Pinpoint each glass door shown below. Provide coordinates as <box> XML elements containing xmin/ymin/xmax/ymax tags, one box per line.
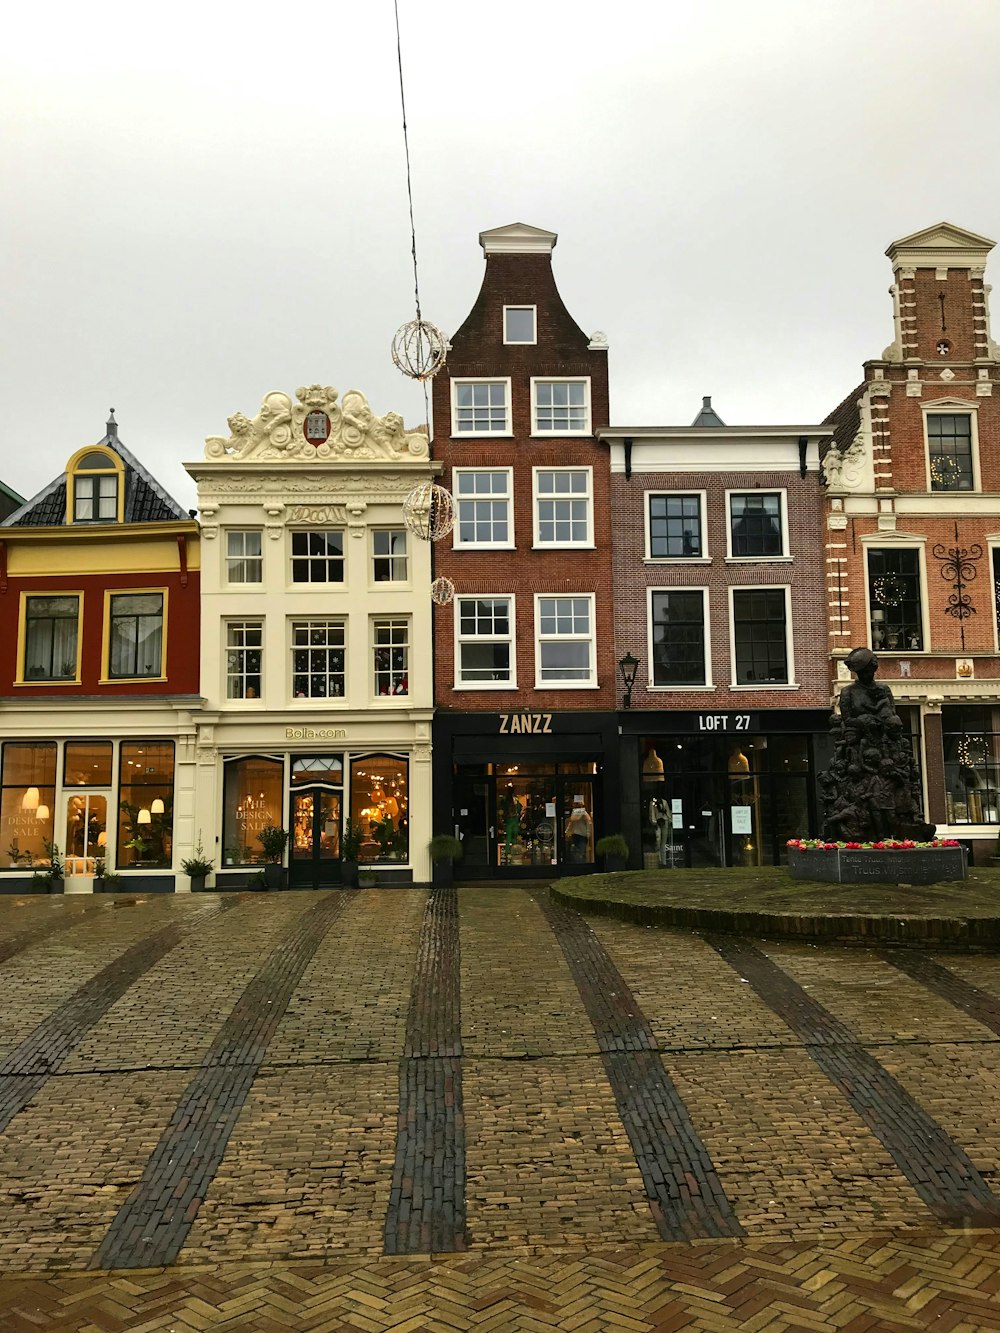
<box><xmin>63</xmin><ymin>791</ymin><xmax>108</xmax><ymax>892</ymax></box>
<box><xmin>290</xmin><ymin>788</ymin><xmax>341</xmax><ymax>888</ymax></box>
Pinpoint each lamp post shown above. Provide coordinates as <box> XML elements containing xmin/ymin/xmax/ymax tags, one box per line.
<box><xmin>618</xmin><ymin>653</ymin><xmax>639</xmax><ymax>709</ymax></box>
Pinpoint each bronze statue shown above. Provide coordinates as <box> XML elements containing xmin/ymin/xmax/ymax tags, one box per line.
<box><xmin>821</xmin><ymin>647</ymin><xmax>935</xmax><ymax>843</ymax></box>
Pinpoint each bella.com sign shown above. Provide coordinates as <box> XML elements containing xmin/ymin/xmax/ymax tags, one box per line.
<box><xmin>285</xmin><ymin>727</ymin><xmax>347</xmax><ymax>740</ymax></box>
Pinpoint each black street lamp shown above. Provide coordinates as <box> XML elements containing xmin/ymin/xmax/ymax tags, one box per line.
<box><xmin>618</xmin><ymin>652</ymin><xmax>639</xmax><ymax>709</ymax></box>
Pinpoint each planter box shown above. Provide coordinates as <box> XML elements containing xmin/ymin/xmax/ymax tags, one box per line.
<box><xmin>789</xmin><ymin>846</ymin><xmax>966</xmax><ymax>885</ymax></box>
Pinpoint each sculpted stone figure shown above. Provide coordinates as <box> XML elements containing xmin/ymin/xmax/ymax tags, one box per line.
<box><xmin>821</xmin><ymin>647</ymin><xmax>935</xmax><ymax>843</ymax></box>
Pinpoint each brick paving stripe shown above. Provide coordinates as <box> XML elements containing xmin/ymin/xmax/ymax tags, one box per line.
<box><xmin>882</xmin><ymin>948</ymin><xmax>1000</xmax><ymax>1035</ymax></box>
<box><xmin>384</xmin><ymin>886</ymin><xmax>466</xmax><ymax>1254</ymax></box>
<box><xmin>0</xmin><ymin>898</ymin><xmax>238</xmax><ymax>1135</ymax></box>
<box><xmin>709</xmin><ymin>933</ymin><xmax>1000</xmax><ymax>1226</ymax></box>
<box><xmin>90</xmin><ymin>892</ymin><xmax>349</xmax><ymax>1270</ymax></box>
<box><xmin>539</xmin><ymin>894</ymin><xmax>744</xmax><ymax>1241</ymax></box>
<box><xmin>0</xmin><ymin>900</ymin><xmax>104</xmax><ymax>966</ymax></box>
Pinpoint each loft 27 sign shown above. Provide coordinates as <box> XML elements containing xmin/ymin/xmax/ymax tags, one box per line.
<box><xmin>698</xmin><ymin>713</ymin><xmax>752</xmax><ymax>732</ymax></box>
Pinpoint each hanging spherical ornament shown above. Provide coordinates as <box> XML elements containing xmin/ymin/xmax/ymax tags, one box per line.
<box><xmin>402</xmin><ymin>482</ymin><xmax>456</xmax><ymax>542</ymax></box>
<box><xmin>430</xmin><ymin>576</ymin><xmax>455</xmax><ymax>606</ymax></box>
<box><xmin>391</xmin><ymin>319</ymin><xmax>448</xmax><ymax>381</ymax></box>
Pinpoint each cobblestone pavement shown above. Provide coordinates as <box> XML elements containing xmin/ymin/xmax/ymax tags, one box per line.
<box><xmin>5</xmin><ymin>887</ymin><xmax>1000</xmax><ymax>1328</ymax></box>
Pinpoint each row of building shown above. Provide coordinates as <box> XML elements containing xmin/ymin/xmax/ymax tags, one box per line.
<box><xmin>2</xmin><ymin>219</ymin><xmax>999</xmax><ymax>891</ymax></box>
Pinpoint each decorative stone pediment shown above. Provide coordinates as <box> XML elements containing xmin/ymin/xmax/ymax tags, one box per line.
<box><xmin>204</xmin><ymin>385</ymin><xmax>429</xmax><ymax>462</ymax></box>
<box><xmin>886</xmin><ymin>221</ymin><xmax>996</xmax><ymax>271</ymax></box>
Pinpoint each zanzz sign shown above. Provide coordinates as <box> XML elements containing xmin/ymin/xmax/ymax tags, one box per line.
<box><xmin>498</xmin><ymin>712</ymin><xmax>554</xmax><ymax>735</ymax></box>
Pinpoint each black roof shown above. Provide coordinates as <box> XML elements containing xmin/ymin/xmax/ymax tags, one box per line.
<box><xmin>3</xmin><ymin>413</ymin><xmax>189</xmax><ymax>528</ymax></box>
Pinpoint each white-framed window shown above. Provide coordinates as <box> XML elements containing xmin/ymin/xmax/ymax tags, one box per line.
<box><xmin>535</xmin><ymin>594</ymin><xmax>596</xmax><ymax>688</ymax></box>
<box><xmin>453</xmin><ymin>468</ymin><xmax>514</xmax><ymax>548</ymax></box>
<box><xmin>531</xmin><ymin>378</ymin><xmax>591</xmax><ymax>435</ymax></box>
<box><xmin>727</xmin><ymin>490</ymin><xmax>788</xmax><ymax>558</ymax></box>
<box><xmin>648</xmin><ymin>588</ymin><xmax>710</xmax><ymax>687</ymax></box>
<box><xmin>290</xmin><ymin>530</ymin><xmax>345</xmax><ymax>584</ymax></box>
<box><xmin>372</xmin><ymin>529</ymin><xmax>408</xmax><ymax>583</ymax></box>
<box><xmin>533</xmin><ymin>467</ymin><xmax>593</xmax><ymax>547</ymax></box>
<box><xmin>503</xmin><ymin>305</ymin><xmax>536</xmax><ymax>344</ymax></box>
<box><xmin>455</xmin><ymin>595</ymin><xmax>515</xmax><ymax>688</ymax></box>
<box><xmin>647</xmin><ymin>492</ymin><xmax>705</xmax><ymax>560</ymax></box>
<box><xmin>451</xmin><ymin>378</ymin><xmax>511</xmax><ymax>436</ymax></box>
<box><xmin>730</xmin><ymin>587</ymin><xmax>792</xmax><ymax>686</ymax></box>
<box><xmin>225</xmin><ymin>530</ymin><xmax>263</xmax><ymax>585</ymax></box>
<box><xmin>924</xmin><ymin>408</ymin><xmax>978</xmax><ymax>491</ymax></box>
<box><xmin>373</xmin><ymin>618</ymin><xmax>409</xmax><ymax>697</ymax></box>
<box><xmin>866</xmin><ymin>546</ymin><xmax>926</xmax><ymax>651</ymax></box>
<box><xmin>74</xmin><ymin>472</ymin><xmax>117</xmax><ymax>522</ymax></box>
<box><xmin>226</xmin><ymin>621</ymin><xmax>263</xmax><ymax>700</ymax></box>
<box><xmin>291</xmin><ymin>620</ymin><xmax>345</xmax><ymax>699</ymax></box>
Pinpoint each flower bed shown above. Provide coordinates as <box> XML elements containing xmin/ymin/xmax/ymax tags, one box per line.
<box><xmin>787</xmin><ymin>839</ymin><xmax>966</xmax><ymax>885</ymax></box>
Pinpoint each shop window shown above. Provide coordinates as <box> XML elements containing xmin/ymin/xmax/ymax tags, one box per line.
<box><xmin>650</xmin><ymin>590</ymin><xmax>707</xmax><ymax>686</ymax></box>
<box><xmin>927</xmin><ymin>414</ymin><xmax>974</xmax><ymax>491</ymax></box>
<box><xmin>454</xmin><ymin>469</ymin><xmax>513</xmax><ymax>547</ymax></box>
<box><xmin>531</xmin><ymin>379</ymin><xmax>590</xmax><ymax>434</ymax></box>
<box><xmin>225</xmin><ymin>530</ymin><xmax>263</xmax><ymax>584</ymax></box>
<box><xmin>22</xmin><ymin>594</ymin><xmax>80</xmax><ymax>681</ymax></box>
<box><xmin>534</xmin><ymin>468</ymin><xmax>592</xmax><ymax>546</ymax></box>
<box><xmin>536</xmin><ymin>595</ymin><xmax>595</xmax><ymax>686</ymax></box>
<box><xmin>68</xmin><ymin>449</ymin><xmax>122</xmax><ymax>523</ymax></box>
<box><xmin>64</xmin><ymin>741</ymin><xmax>113</xmax><ymax>786</ymax></box>
<box><xmin>107</xmin><ymin>592</ymin><xmax>164</xmax><ymax>678</ymax></box>
<box><xmin>373</xmin><ymin>619</ymin><xmax>409</xmax><ymax>696</ymax></box>
<box><xmin>452</xmin><ymin>380</ymin><xmax>510</xmax><ymax>435</ymax></box>
<box><xmin>222</xmin><ymin>755</ymin><xmax>283</xmax><ymax>865</ymax></box>
<box><xmin>117</xmin><ymin>742</ymin><xmax>174</xmax><ymax>868</ymax></box>
<box><xmin>226</xmin><ymin>621</ymin><xmax>263</xmax><ymax>699</ymax></box>
<box><xmin>292</xmin><ymin>620</ymin><xmax>345</xmax><ymax>698</ymax></box>
<box><xmin>456</xmin><ymin>596</ymin><xmax>514</xmax><ymax>686</ymax></box>
<box><xmin>503</xmin><ymin>305</ymin><xmax>536</xmax><ymax>344</ymax></box>
<box><xmin>648</xmin><ymin>494</ymin><xmax>702</xmax><ymax>559</ymax></box>
<box><xmin>351</xmin><ymin>754</ymin><xmax>408</xmax><ymax>862</ymax></box>
<box><xmin>943</xmin><ymin>705</ymin><xmax>1000</xmax><ymax>825</ymax></box>
<box><xmin>290</xmin><ymin>530</ymin><xmax>345</xmax><ymax>584</ymax></box>
<box><xmin>0</xmin><ymin>741</ymin><xmax>56</xmax><ymax>869</ymax></box>
<box><xmin>372</xmin><ymin>529</ymin><xmax>408</xmax><ymax>582</ymax></box>
<box><xmin>868</xmin><ymin>548</ymin><xmax>923</xmax><ymax>651</ymax></box>
<box><xmin>729</xmin><ymin>493</ymin><xmax>784</xmax><ymax>557</ymax></box>
<box><xmin>732</xmin><ymin>588</ymin><xmax>789</xmax><ymax>685</ymax></box>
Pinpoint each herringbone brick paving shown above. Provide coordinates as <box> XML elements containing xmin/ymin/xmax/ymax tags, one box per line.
<box><xmin>4</xmin><ymin>888</ymin><xmax>1000</xmax><ymax>1328</ymax></box>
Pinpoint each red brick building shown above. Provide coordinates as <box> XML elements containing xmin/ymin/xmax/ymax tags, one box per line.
<box><xmin>598</xmin><ymin>401</ymin><xmax>831</xmax><ymax>867</ymax></box>
<box><xmin>430</xmin><ymin>223</ymin><xmax>617</xmax><ymax>877</ymax></box>
<box><xmin>0</xmin><ymin>415</ymin><xmax>201</xmax><ymax>892</ymax></box>
<box><xmin>822</xmin><ymin>222</ymin><xmax>1000</xmax><ymax>861</ymax></box>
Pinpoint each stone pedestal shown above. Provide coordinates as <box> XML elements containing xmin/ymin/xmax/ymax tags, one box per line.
<box><xmin>789</xmin><ymin>846</ymin><xmax>966</xmax><ymax>885</ymax></box>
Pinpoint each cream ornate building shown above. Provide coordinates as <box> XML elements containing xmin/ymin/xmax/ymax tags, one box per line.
<box><xmin>185</xmin><ymin>384</ymin><xmax>438</xmax><ymax>887</ymax></box>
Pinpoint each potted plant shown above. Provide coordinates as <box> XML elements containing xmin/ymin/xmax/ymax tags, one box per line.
<box><xmin>341</xmin><ymin>819</ymin><xmax>364</xmax><ymax>889</ymax></box>
<box><xmin>180</xmin><ymin>837</ymin><xmax>214</xmax><ymax>892</ymax></box>
<box><xmin>101</xmin><ymin>871</ymin><xmax>124</xmax><ymax>891</ymax></box>
<box><xmin>32</xmin><ymin>842</ymin><xmax>64</xmax><ymax>894</ymax></box>
<box><xmin>428</xmin><ymin>833</ymin><xmax>463</xmax><ymax>887</ymax></box>
<box><xmin>257</xmin><ymin>825</ymin><xmax>289</xmax><ymax>889</ymax></box>
<box><xmin>595</xmin><ymin>833</ymin><xmax>629</xmax><ymax>873</ymax></box>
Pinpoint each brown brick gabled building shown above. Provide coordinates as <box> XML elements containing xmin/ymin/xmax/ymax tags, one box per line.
<box><xmin>822</xmin><ymin>222</ymin><xmax>1000</xmax><ymax>860</ymax></box>
<box><xmin>430</xmin><ymin>223</ymin><xmax>618</xmax><ymax>877</ymax></box>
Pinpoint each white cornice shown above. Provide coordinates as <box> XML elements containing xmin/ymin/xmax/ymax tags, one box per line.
<box><xmin>598</xmin><ymin>426</ymin><xmax>831</xmax><ymax>441</ymax></box>
<box><xmin>886</xmin><ymin>221</ymin><xmax>996</xmax><ymax>272</ymax></box>
<box><xmin>479</xmin><ymin>222</ymin><xmax>557</xmax><ymax>254</ymax></box>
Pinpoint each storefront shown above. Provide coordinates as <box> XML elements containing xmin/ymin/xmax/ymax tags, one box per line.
<box><xmin>432</xmin><ymin>712</ymin><xmax>620</xmax><ymax>878</ymax></box>
<box><xmin>618</xmin><ymin>709</ymin><xmax>832</xmax><ymax>869</ymax></box>
<box><xmin>202</xmin><ymin>719</ymin><xmax>432</xmax><ymax>889</ymax></box>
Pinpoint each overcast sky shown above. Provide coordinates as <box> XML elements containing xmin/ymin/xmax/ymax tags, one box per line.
<box><xmin>3</xmin><ymin>0</ymin><xmax>999</xmax><ymax>512</ymax></box>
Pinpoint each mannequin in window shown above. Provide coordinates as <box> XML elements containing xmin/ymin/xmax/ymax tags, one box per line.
<box><xmin>500</xmin><ymin>785</ymin><xmax>523</xmax><ymax>859</ymax></box>
<box><xmin>565</xmin><ymin>796</ymin><xmax>593</xmax><ymax>863</ymax></box>
<box><xmin>649</xmin><ymin>796</ymin><xmax>670</xmax><ymax>864</ymax></box>
<box><xmin>642</xmin><ymin>746</ymin><xmax>664</xmax><ymax>781</ymax></box>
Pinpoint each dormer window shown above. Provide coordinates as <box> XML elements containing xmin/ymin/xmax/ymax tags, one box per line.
<box><xmin>67</xmin><ymin>449</ymin><xmax>122</xmax><ymax>523</ymax></box>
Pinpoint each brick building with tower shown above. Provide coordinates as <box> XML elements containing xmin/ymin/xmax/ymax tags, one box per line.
<box><xmin>822</xmin><ymin>222</ymin><xmax>1000</xmax><ymax>861</ymax></box>
<box><xmin>429</xmin><ymin>223</ymin><xmax>618</xmax><ymax>878</ymax></box>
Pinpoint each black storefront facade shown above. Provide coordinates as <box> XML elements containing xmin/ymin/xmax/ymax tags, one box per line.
<box><xmin>432</xmin><ymin>711</ymin><xmax>621</xmax><ymax>879</ymax></box>
<box><xmin>618</xmin><ymin>708</ymin><xmax>833</xmax><ymax>870</ymax></box>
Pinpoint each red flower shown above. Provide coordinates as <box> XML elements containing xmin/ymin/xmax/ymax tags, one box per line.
<box><xmin>846</xmin><ymin>842</ymin><xmax>861</xmax><ymax>849</ymax></box>
<box><xmin>872</xmin><ymin>841</ymin><xmax>885</xmax><ymax>849</ymax></box>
